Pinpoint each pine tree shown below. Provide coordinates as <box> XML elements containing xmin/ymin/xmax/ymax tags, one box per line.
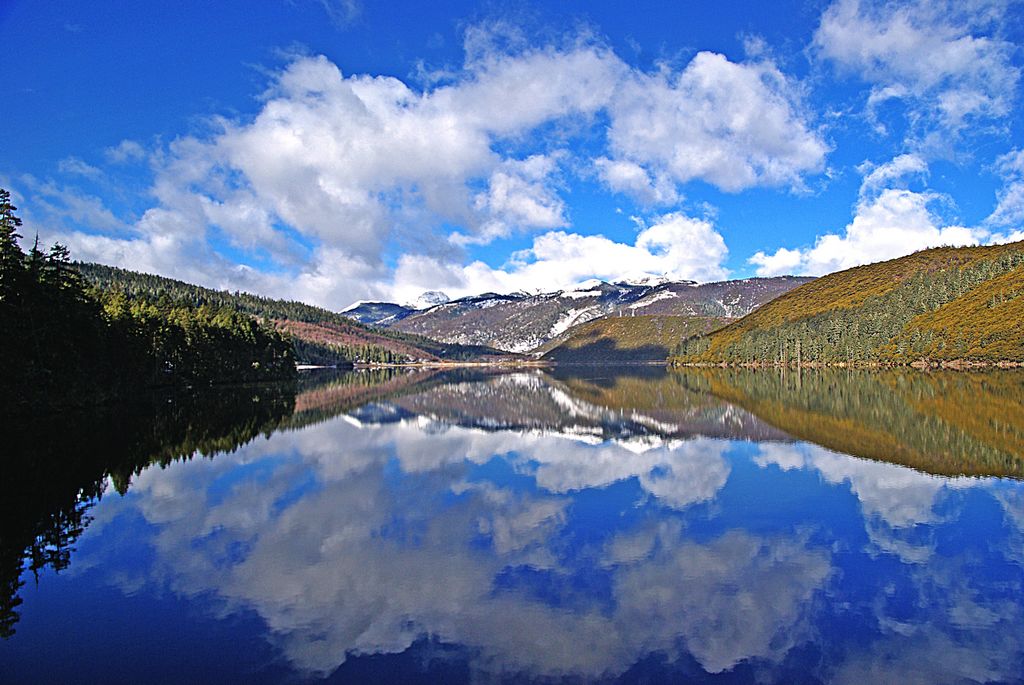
<box><xmin>0</xmin><ymin>189</ymin><xmax>26</xmax><ymax>303</ymax></box>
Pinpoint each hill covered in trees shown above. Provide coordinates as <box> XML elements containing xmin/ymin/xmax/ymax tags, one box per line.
<box><xmin>537</xmin><ymin>314</ymin><xmax>729</xmax><ymax>363</ymax></box>
<box><xmin>673</xmin><ymin>241</ymin><xmax>1024</xmax><ymax>366</ymax></box>
<box><xmin>76</xmin><ymin>263</ymin><xmax>509</xmax><ymax>365</ymax></box>
<box><xmin>0</xmin><ymin>189</ymin><xmax>295</xmax><ymax>411</ymax></box>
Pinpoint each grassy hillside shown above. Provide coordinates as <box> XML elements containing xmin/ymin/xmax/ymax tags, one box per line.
<box><xmin>76</xmin><ymin>263</ymin><xmax>508</xmax><ymax>364</ymax></box>
<box><xmin>674</xmin><ymin>241</ymin><xmax>1024</xmax><ymax>365</ymax></box>
<box><xmin>886</xmin><ymin>264</ymin><xmax>1024</xmax><ymax>362</ymax></box>
<box><xmin>538</xmin><ymin>314</ymin><xmax>729</xmax><ymax>363</ymax></box>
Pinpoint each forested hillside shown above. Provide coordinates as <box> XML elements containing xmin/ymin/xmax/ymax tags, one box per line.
<box><xmin>674</xmin><ymin>242</ymin><xmax>1024</xmax><ymax>365</ymax></box>
<box><xmin>76</xmin><ymin>263</ymin><xmax>508</xmax><ymax>364</ymax></box>
<box><xmin>538</xmin><ymin>315</ymin><xmax>729</xmax><ymax>363</ymax></box>
<box><xmin>0</xmin><ymin>189</ymin><xmax>295</xmax><ymax>411</ymax></box>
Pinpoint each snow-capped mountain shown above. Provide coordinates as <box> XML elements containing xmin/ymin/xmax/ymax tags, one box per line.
<box><xmin>612</xmin><ymin>274</ymin><xmax>676</xmax><ymax>288</ymax></box>
<box><xmin>619</xmin><ymin>276</ymin><xmax>813</xmax><ymax>318</ymax></box>
<box><xmin>341</xmin><ymin>290</ymin><xmax>451</xmax><ymax>326</ymax></box>
<box><xmin>389</xmin><ymin>281</ymin><xmax>653</xmax><ymax>352</ymax></box>
<box><xmin>344</xmin><ymin>274</ymin><xmax>815</xmax><ymax>352</ymax></box>
<box><xmin>413</xmin><ymin>290</ymin><xmax>450</xmax><ymax>309</ymax></box>
<box><xmin>339</xmin><ymin>300</ymin><xmax>417</xmax><ymax>326</ymax></box>
<box><xmin>339</xmin><ymin>276</ymin><xmax>814</xmax><ymax>353</ymax></box>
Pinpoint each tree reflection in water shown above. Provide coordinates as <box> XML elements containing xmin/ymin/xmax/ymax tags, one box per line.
<box><xmin>2</xmin><ymin>367</ymin><xmax>1023</xmax><ymax>684</ymax></box>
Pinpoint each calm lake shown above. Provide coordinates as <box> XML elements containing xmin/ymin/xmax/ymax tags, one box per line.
<box><xmin>3</xmin><ymin>367</ymin><xmax>1024</xmax><ymax>684</ymax></box>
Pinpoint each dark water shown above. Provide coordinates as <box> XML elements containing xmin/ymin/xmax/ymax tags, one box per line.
<box><xmin>2</xmin><ymin>367</ymin><xmax>1024</xmax><ymax>684</ymax></box>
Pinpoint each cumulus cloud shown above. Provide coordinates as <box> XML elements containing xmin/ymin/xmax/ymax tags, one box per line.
<box><xmin>460</xmin><ymin>154</ymin><xmax>568</xmax><ymax>244</ymax></box>
<box><xmin>985</xmin><ymin>148</ymin><xmax>1024</xmax><ymax>241</ymax></box>
<box><xmin>749</xmin><ymin>155</ymin><xmax>983</xmax><ymax>276</ymax></box>
<box><xmin>389</xmin><ymin>211</ymin><xmax>729</xmax><ymax>302</ymax></box>
<box><xmin>814</xmin><ymin>0</ymin><xmax>1020</xmax><ymax>140</ymax></box>
<box><xmin>606</xmin><ymin>51</ymin><xmax>828</xmax><ymax>194</ymax></box>
<box><xmin>26</xmin><ymin>28</ymin><xmax>830</xmax><ymax>309</ymax></box>
<box><xmin>594</xmin><ymin>158</ymin><xmax>680</xmax><ymax>206</ymax></box>
<box><xmin>103</xmin><ymin>139</ymin><xmax>147</xmax><ymax>164</ymax></box>
<box><xmin>857</xmin><ymin>153</ymin><xmax>928</xmax><ymax>197</ymax></box>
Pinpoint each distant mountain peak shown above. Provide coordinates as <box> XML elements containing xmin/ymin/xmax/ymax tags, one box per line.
<box><xmin>412</xmin><ymin>291</ymin><xmax>450</xmax><ymax>309</ymax></box>
<box><xmin>340</xmin><ymin>300</ymin><xmax>371</xmax><ymax>313</ymax></box>
<box><xmin>566</xmin><ymin>278</ymin><xmax>607</xmax><ymax>291</ymax></box>
<box><xmin>339</xmin><ymin>275</ymin><xmax>814</xmax><ymax>353</ymax></box>
<box><xmin>613</xmin><ymin>274</ymin><xmax>676</xmax><ymax>288</ymax></box>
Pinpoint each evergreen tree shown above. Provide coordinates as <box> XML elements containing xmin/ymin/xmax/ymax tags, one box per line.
<box><xmin>0</xmin><ymin>188</ymin><xmax>25</xmax><ymax>304</ymax></box>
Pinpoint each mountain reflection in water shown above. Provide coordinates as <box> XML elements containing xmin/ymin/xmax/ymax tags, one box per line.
<box><xmin>2</xmin><ymin>367</ymin><xmax>1023</xmax><ymax>684</ymax></box>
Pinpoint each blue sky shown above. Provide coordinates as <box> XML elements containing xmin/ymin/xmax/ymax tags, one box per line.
<box><xmin>2</xmin><ymin>0</ymin><xmax>1023</xmax><ymax>308</ymax></box>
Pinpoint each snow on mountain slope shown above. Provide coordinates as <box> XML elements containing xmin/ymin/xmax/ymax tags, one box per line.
<box><xmin>339</xmin><ymin>276</ymin><xmax>815</xmax><ymax>352</ymax></box>
<box><xmin>336</xmin><ymin>301</ymin><xmax>417</xmax><ymax>326</ymax></box>
<box><xmin>413</xmin><ymin>290</ymin><xmax>450</xmax><ymax>309</ymax></box>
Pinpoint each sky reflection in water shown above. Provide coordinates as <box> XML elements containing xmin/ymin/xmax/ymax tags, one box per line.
<box><xmin>4</xmin><ymin>369</ymin><xmax>1024</xmax><ymax>684</ymax></box>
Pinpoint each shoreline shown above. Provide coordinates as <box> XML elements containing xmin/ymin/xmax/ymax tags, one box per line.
<box><xmin>320</xmin><ymin>360</ymin><xmax>553</xmax><ymax>370</ymax></box>
<box><xmin>670</xmin><ymin>360</ymin><xmax>1024</xmax><ymax>370</ymax></box>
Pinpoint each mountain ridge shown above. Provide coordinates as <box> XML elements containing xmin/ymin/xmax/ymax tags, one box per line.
<box><xmin>75</xmin><ymin>263</ymin><xmax>512</xmax><ymax>365</ymax></box>
<box><xmin>344</xmin><ymin>276</ymin><xmax>814</xmax><ymax>353</ymax></box>
<box><xmin>673</xmin><ymin>241</ymin><xmax>1024</xmax><ymax>366</ymax></box>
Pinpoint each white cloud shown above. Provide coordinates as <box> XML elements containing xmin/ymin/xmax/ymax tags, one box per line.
<box><xmin>857</xmin><ymin>153</ymin><xmax>928</xmax><ymax>197</ymax></box>
<box><xmin>104</xmin><ymin>139</ymin><xmax>147</xmax><ymax>164</ymax></box>
<box><xmin>54</xmin><ymin>207</ymin><xmax>220</xmax><ymax>284</ymax></box>
<box><xmin>751</xmin><ymin>187</ymin><xmax>980</xmax><ymax>276</ymax></box>
<box><xmin>57</xmin><ymin>156</ymin><xmax>103</xmax><ymax>180</ymax></box>
<box><xmin>750</xmin><ymin>156</ymin><xmax>984</xmax><ymax>276</ymax></box>
<box><xmin>594</xmin><ymin>158</ymin><xmax>680</xmax><ymax>206</ymax></box>
<box><xmin>814</xmin><ymin>0</ymin><xmax>1020</xmax><ymax>139</ymax></box>
<box><xmin>747</xmin><ymin>246</ymin><xmax>804</xmax><ymax>277</ymax></box>
<box><xmin>606</xmin><ymin>51</ymin><xmax>828</xmax><ymax>194</ymax></box>
<box><xmin>389</xmin><ymin>211</ymin><xmax>729</xmax><ymax>302</ymax></box>
<box><xmin>461</xmin><ymin>154</ymin><xmax>568</xmax><ymax>244</ymax></box>
<box><xmin>21</xmin><ymin>176</ymin><xmax>129</xmax><ymax>235</ymax></box>
<box><xmin>32</xmin><ymin>30</ymin><xmax>831</xmax><ymax>309</ymax></box>
<box><xmin>316</xmin><ymin>0</ymin><xmax>361</xmax><ymax>27</ymax></box>
<box><xmin>985</xmin><ymin>148</ymin><xmax>1024</xmax><ymax>236</ymax></box>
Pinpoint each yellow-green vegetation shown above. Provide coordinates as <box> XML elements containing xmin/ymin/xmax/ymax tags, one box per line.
<box><xmin>684</xmin><ymin>368</ymin><xmax>1024</xmax><ymax>478</ymax></box>
<box><xmin>886</xmin><ymin>265</ymin><xmax>1024</xmax><ymax>361</ymax></box>
<box><xmin>674</xmin><ymin>241</ymin><xmax>1024</xmax><ymax>365</ymax></box>
<box><xmin>540</xmin><ymin>314</ymin><xmax>729</xmax><ymax>363</ymax></box>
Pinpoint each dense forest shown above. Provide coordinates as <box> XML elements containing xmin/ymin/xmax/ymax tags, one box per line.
<box><xmin>0</xmin><ymin>189</ymin><xmax>295</xmax><ymax>411</ymax></box>
<box><xmin>673</xmin><ymin>242</ymin><xmax>1024</xmax><ymax>365</ymax></box>
<box><xmin>77</xmin><ymin>262</ymin><xmax>509</xmax><ymax>365</ymax></box>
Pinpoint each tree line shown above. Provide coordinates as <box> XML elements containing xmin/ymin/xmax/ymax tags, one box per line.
<box><xmin>0</xmin><ymin>188</ymin><xmax>295</xmax><ymax>411</ymax></box>
<box><xmin>674</xmin><ymin>245</ymin><xmax>1024</xmax><ymax>365</ymax></box>
<box><xmin>77</xmin><ymin>262</ymin><xmax>507</xmax><ymax>364</ymax></box>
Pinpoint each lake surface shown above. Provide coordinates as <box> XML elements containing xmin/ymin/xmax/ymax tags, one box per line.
<box><xmin>3</xmin><ymin>367</ymin><xmax>1024</xmax><ymax>684</ymax></box>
